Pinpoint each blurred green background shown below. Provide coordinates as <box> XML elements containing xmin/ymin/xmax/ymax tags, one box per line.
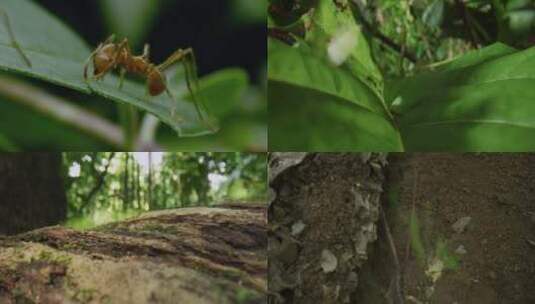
<box><xmin>63</xmin><ymin>152</ymin><xmax>267</xmax><ymax>229</ymax></box>
<box><xmin>269</xmin><ymin>0</ymin><xmax>535</xmax><ymax>77</ymax></box>
<box><xmin>0</xmin><ymin>0</ymin><xmax>267</xmax><ymax>151</ymax></box>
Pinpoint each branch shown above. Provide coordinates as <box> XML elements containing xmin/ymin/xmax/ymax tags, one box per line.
<box><xmin>351</xmin><ymin>1</ymin><xmax>417</xmax><ymax>63</ymax></box>
<box><xmin>455</xmin><ymin>0</ymin><xmax>480</xmax><ymax>47</ymax></box>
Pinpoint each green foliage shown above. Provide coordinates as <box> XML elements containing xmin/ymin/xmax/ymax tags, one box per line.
<box><xmin>63</xmin><ymin>152</ymin><xmax>266</xmax><ymax>229</ymax></box>
<box><xmin>0</xmin><ymin>0</ymin><xmax>265</xmax><ymax>150</ymax></box>
<box><xmin>268</xmin><ymin>0</ymin><xmax>535</xmax><ymax>151</ymax></box>
<box><xmin>435</xmin><ymin>240</ymin><xmax>459</xmax><ymax>270</ymax></box>
<box><xmin>409</xmin><ymin>209</ymin><xmax>426</xmax><ymax>265</ymax></box>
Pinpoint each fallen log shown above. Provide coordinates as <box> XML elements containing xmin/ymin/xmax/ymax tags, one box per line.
<box><xmin>0</xmin><ymin>204</ymin><xmax>267</xmax><ymax>304</ymax></box>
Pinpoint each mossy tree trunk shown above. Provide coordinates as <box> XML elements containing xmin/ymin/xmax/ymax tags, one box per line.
<box><xmin>0</xmin><ymin>204</ymin><xmax>267</xmax><ymax>304</ymax></box>
<box><xmin>0</xmin><ymin>152</ymin><xmax>66</xmax><ymax>235</ymax></box>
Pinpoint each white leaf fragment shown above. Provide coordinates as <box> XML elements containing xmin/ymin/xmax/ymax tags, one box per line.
<box><xmin>320</xmin><ymin>249</ymin><xmax>338</xmax><ymax>273</ymax></box>
<box><xmin>425</xmin><ymin>258</ymin><xmax>444</xmax><ymax>283</ymax></box>
<box><xmin>452</xmin><ymin>216</ymin><xmax>472</xmax><ymax>234</ymax></box>
<box><xmin>327</xmin><ymin>27</ymin><xmax>359</xmax><ymax>66</ymax></box>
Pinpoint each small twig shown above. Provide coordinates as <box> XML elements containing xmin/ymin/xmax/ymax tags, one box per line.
<box><xmin>404</xmin><ymin>170</ymin><xmax>419</xmax><ymax>265</ymax></box>
<box><xmin>351</xmin><ymin>0</ymin><xmax>417</xmax><ymax>64</ymax></box>
<box><xmin>381</xmin><ymin>205</ymin><xmax>404</xmax><ymax>304</ymax></box>
<box><xmin>454</xmin><ymin>0</ymin><xmax>479</xmax><ymax>47</ymax></box>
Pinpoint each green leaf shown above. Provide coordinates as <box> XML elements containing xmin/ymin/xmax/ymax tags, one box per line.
<box><xmin>431</xmin><ymin>43</ymin><xmax>517</xmax><ymax>72</ymax></box>
<box><xmin>268</xmin><ymin>37</ymin><xmax>400</xmax><ymax>150</ymax></box>
<box><xmin>422</xmin><ymin>0</ymin><xmax>445</xmax><ymax>28</ymax></box>
<box><xmin>389</xmin><ymin>44</ymin><xmax>535</xmax><ymax>151</ymax></box>
<box><xmin>269</xmin><ymin>81</ymin><xmax>402</xmax><ymax>151</ymax></box>
<box><xmin>99</xmin><ymin>0</ymin><xmax>162</xmax><ymax>48</ymax></box>
<box><xmin>0</xmin><ymin>0</ymin><xmax>221</xmax><ymax>136</ymax></box>
<box><xmin>269</xmin><ymin>38</ymin><xmax>387</xmax><ymax>116</ymax></box>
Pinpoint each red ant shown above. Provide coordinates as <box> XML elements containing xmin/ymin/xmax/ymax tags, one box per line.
<box><xmin>83</xmin><ymin>35</ymin><xmax>209</xmax><ymax>125</ymax></box>
<box><xmin>0</xmin><ymin>9</ymin><xmax>32</xmax><ymax>67</ymax></box>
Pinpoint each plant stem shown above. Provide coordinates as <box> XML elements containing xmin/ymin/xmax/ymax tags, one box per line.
<box><xmin>118</xmin><ymin>103</ymin><xmax>138</xmax><ymax>150</ymax></box>
<box><xmin>0</xmin><ymin>75</ymin><xmax>124</xmax><ymax>148</ymax></box>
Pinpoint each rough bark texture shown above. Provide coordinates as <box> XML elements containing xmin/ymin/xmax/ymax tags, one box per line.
<box><xmin>268</xmin><ymin>153</ymin><xmax>386</xmax><ymax>304</ymax></box>
<box><xmin>0</xmin><ymin>205</ymin><xmax>267</xmax><ymax>304</ymax></box>
<box><xmin>0</xmin><ymin>153</ymin><xmax>66</xmax><ymax>235</ymax></box>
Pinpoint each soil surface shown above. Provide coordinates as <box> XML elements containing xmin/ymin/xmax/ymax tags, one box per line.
<box><xmin>357</xmin><ymin>153</ymin><xmax>535</xmax><ymax>304</ymax></box>
<box><xmin>269</xmin><ymin>153</ymin><xmax>535</xmax><ymax>304</ymax></box>
<box><xmin>268</xmin><ymin>153</ymin><xmax>386</xmax><ymax>304</ymax></box>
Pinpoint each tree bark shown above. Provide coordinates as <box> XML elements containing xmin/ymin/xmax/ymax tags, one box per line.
<box><xmin>0</xmin><ymin>204</ymin><xmax>267</xmax><ymax>304</ymax></box>
<box><xmin>0</xmin><ymin>153</ymin><xmax>66</xmax><ymax>235</ymax></box>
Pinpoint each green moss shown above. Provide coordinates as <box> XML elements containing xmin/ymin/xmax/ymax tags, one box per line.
<box><xmin>73</xmin><ymin>288</ymin><xmax>96</xmax><ymax>303</ymax></box>
<box><xmin>235</xmin><ymin>287</ymin><xmax>259</xmax><ymax>303</ymax></box>
<box><xmin>139</xmin><ymin>223</ymin><xmax>177</xmax><ymax>234</ymax></box>
<box><xmin>35</xmin><ymin>250</ymin><xmax>72</xmax><ymax>266</ymax></box>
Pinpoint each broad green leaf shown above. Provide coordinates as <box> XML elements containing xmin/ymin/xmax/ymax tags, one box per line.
<box><xmin>269</xmin><ymin>81</ymin><xmax>402</xmax><ymax>151</ymax></box>
<box><xmin>431</xmin><ymin>43</ymin><xmax>517</xmax><ymax>72</ymax></box>
<box><xmin>99</xmin><ymin>0</ymin><xmax>162</xmax><ymax>48</ymax></box>
<box><xmin>269</xmin><ymin>38</ymin><xmax>387</xmax><ymax>116</ymax></box>
<box><xmin>390</xmin><ymin>45</ymin><xmax>535</xmax><ymax>151</ymax></box>
<box><xmin>0</xmin><ymin>0</ymin><xmax>223</xmax><ymax>136</ymax></box>
<box><xmin>268</xmin><ymin>37</ymin><xmax>400</xmax><ymax>150</ymax></box>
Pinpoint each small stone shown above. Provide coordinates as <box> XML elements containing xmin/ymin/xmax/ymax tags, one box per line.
<box><xmin>347</xmin><ymin>271</ymin><xmax>358</xmax><ymax>285</ymax></box>
<box><xmin>455</xmin><ymin>245</ymin><xmax>467</xmax><ymax>255</ymax></box>
<box><xmin>488</xmin><ymin>271</ymin><xmax>497</xmax><ymax>280</ymax></box>
<box><xmin>425</xmin><ymin>286</ymin><xmax>434</xmax><ymax>299</ymax></box>
<box><xmin>320</xmin><ymin>249</ymin><xmax>338</xmax><ymax>273</ymax></box>
<box><xmin>452</xmin><ymin>216</ymin><xmax>472</xmax><ymax>233</ymax></box>
<box><xmin>291</xmin><ymin>221</ymin><xmax>306</xmax><ymax>236</ymax></box>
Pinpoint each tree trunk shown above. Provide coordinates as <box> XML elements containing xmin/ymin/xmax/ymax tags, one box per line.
<box><xmin>148</xmin><ymin>152</ymin><xmax>153</xmax><ymax>209</ymax></box>
<box><xmin>0</xmin><ymin>153</ymin><xmax>66</xmax><ymax>235</ymax></box>
<box><xmin>0</xmin><ymin>204</ymin><xmax>267</xmax><ymax>304</ymax></box>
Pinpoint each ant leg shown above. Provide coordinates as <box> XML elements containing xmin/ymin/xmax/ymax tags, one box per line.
<box><xmin>85</xmin><ymin>35</ymin><xmax>116</xmax><ymax>80</ymax></box>
<box><xmin>182</xmin><ymin>55</ymin><xmax>205</xmax><ymax>122</ymax></box>
<box><xmin>165</xmin><ymin>87</ymin><xmax>178</xmax><ymax>119</ymax></box>
<box><xmin>103</xmin><ymin>34</ymin><xmax>116</xmax><ymax>44</ymax></box>
<box><xmin>118</xmin><ymin>68</ymin><xmax>126</xmax><ymax>90</ymax></box>
<box><xmin>0</xmin><ymin>9</ymin><xmax>31</xmax><ymax>67</ymax></box>
<box><xmin>157</xmin><ymin>48</ymin><xmax>209</xmax><ymax>124</ymax></box>
<box><xmin>83</xmin><ymin>43</ymin><xmax>103</xmax><ymax>80</ymax></box>
<box><xmin>142</xmin><ymin>43</ymin><xmax>150</xmax><ymax>60</ymax></box>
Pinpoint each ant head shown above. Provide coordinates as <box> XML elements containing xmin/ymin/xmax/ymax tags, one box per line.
<box><xmin>93</xmin><ymin>44</ymin><xmax>117</xmax><ymax>76</ymax></box>
<box><xmin>147</xmin><ymin>69</ymin><xmax>166</xmax><ymax>96</ymax></box>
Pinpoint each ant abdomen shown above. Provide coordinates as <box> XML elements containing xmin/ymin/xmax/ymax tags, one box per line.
<box><xmin>147</xmin><ymin>70</ymin><xmax>166</xmax><ymax>96</ymax></box>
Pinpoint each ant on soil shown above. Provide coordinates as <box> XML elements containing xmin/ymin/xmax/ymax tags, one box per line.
<box><xmin>0</xmin><ymin>9</ymin><xmax>32</xmax><ymax>67</ymax></box>
<box><xmin>84</xmin><ymin>34</ymin><xmax>212</xmax><ymax>128</ymax></box>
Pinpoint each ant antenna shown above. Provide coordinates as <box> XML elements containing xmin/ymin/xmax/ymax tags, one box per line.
<box><xmin>0</xmin><ymin>9</ymin><xmax>31</xmax><ymax>67</ymax></box>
